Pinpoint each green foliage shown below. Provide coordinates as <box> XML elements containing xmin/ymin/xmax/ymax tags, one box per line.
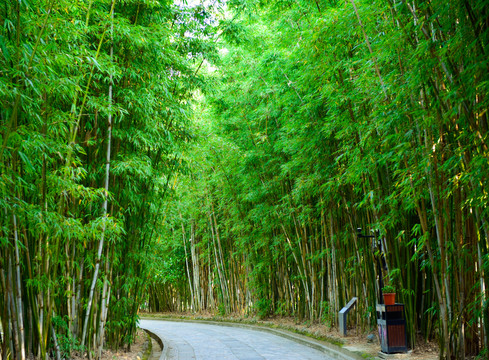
<box><xmin>2</xmin><ymin>0</ymin><xmax>487</xmax><ymax>358</ymax></box>
<box><xmin>52</xmin><ymin>315</ymin><xmax>84</xmax><ymax>359</ymax></box>
<box><xmin>382</xmin><ymin>285</ymin><xmax>395</xmax><ymax>294</ymax></box>
<box><xmin>319</xmin><ymin>301</ymin><xmax>334</xmax><ymax>328</ymax></box>
<box><xmin>0</xmin><ymin>0</ymin><xmax>218</xmax><ymax>357</ymax></box>
<box><xmin>255</xmin><ymin>298</ymin><xmax>273</xmax><ymax>319</ymax></box>
<box><xmin>475</xmin><ymin>348</ymin><xmax>488</xmax><ymax>360</ymax></box>
<box><xmin>149</xmin><ymin>0</ymin><xmax>489</xmax><ymax>358</ymax></box>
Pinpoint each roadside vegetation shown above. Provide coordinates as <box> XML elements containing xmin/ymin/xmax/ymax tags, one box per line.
<box><xmin>1</xmin><ymin>0</ymin><xmax>488</xmax><ymax>359</ymax></box>
<box><xmin>147</xmin><ymin>1</ymin><xmax>489</xmax><ymax>359</ymax></box>
<box><xmin>0</xmin><ymin>0</ymin><xmax>214</xmax><ymax>358</ymax></box>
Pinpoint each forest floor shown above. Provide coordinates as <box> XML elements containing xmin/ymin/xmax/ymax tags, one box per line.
<box><xmin>71</xmin><ymin>329</ymin><xmax>149</xmax><ymax>360</ymax></box>
<box><xmin>138</xmin><ymin>311</ymin><xmax>440</xmax><ymax>360</ymax></box>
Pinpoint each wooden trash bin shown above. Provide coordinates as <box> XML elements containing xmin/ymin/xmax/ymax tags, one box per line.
<box><xmin>376</xmin><ymin>303</ymin><xmax>408</xmax><ymax>353</ymax></box>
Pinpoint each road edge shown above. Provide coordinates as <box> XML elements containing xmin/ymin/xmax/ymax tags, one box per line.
<box><xmin>140</xmin><ymin>317</ymin><xmax>365</xmax><ymax>360</ymax></box>
<box><xmin>142</xmin><ymin>326</ymin><xmax>168</xmax><ymax>360</ymax></box>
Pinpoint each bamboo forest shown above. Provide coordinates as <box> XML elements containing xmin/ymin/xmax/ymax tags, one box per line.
<box><xmin>0</xmin><ymin>0</ymin><xmax>488</xmax><ymax>359</ymax></box>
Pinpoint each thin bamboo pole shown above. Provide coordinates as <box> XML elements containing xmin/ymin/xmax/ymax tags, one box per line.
<box><xmin>181</xmin><ymin>219</ymin><xmax>195</xmax><ymax>310</ymax></box>
<box><xmin>13</xmin><ymin>214</ymin><xmax>25</xmax><ymax>360</ymax></box>
<box><xmin>81</xmin><ymin>0</ymin><xmax>116</xmax><ymax>349</ymax></box>
<box><xmin>190</xmin><ymin>222</ymin><xmax>202</xmax><ymax>311</ymax></box>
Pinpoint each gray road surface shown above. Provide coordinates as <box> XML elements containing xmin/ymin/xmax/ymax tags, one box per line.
<box><xmin>139</xmin><ymin>319</ymin><xmax>345</xmax><ymax>360</ymax></box>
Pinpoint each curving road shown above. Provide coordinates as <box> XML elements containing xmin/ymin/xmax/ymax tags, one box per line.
<box><xmin>139</xmin><ymin>319</ymin><xmax>354</xmax><ymax>360</ymax></box>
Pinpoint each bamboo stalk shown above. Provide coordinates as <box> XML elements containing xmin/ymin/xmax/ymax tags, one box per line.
<box><xmin>7</xmin><ymin>257</ymin><xmax>20</xmax><ymax>359</ymax></box>
<box><xmin>51</xmin><ymin>324</ymin><xmax>61</xmax><ymax>360</ymax></box>
<box><xmin>181</xmin><ymin>218</ymin><xmax>195</xmax><ymax>310</ymax></box>
<box><xmin>0</xmin><ymin>266</ymin><xmax>9</xmax><ymax>357</ymax></box>
<box><xmin>208</xmin><ymin>210</ymin><xmax>229</xmax><ymax>310</ymax></box>
<box><xmin>13</xmin><ymin>215</ymin><xmax>25</xmax><ymax>360</ymax></box>
<box><xmin>190</xmin><ymin>222</ymin><xmax>201</xmax><ymax>311</ymax></box>
<box><xmin>96</xmin><ymin>276</ymin><xmax>110</xmax><ymax>360</ymax></box>
<box><xmin>81</xmin><ymin>0</ymin><xmax>116</xmax><ymax>348</ymax></box>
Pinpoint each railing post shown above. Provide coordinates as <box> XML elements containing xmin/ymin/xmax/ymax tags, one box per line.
<box><xmin>339</xmin><ymin>297</ymin><xmax>358</xmax><ymax>336</ymax></box>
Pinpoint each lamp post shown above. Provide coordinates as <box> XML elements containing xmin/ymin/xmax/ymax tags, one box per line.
<box><xmin>357</xmin><ymin>228</ymin><xmax>383</xmax><ymax>304</ymax></box>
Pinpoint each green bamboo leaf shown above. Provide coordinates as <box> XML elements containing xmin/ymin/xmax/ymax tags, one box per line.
<box><xmin>0</xmin><ymin>35</ymin><xmax>10</xmax><ymax>61</ymax></box>
<box><xmin>17</xmin><ymin>151</ymin><xmax>35</xmax><ymax>172</ymax></box>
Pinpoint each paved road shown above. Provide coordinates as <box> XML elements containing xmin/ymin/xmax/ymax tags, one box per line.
<box><xmin>139</xmin><ymin>319</ymin><xmax>337</xmax><ymax>360</ymax></box>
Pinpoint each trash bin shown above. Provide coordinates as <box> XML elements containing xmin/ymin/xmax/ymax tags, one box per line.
<box><xmin>376</xmin><ymin>303</ymin><xmax>408</xmax><ymax>354</ymax></box>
